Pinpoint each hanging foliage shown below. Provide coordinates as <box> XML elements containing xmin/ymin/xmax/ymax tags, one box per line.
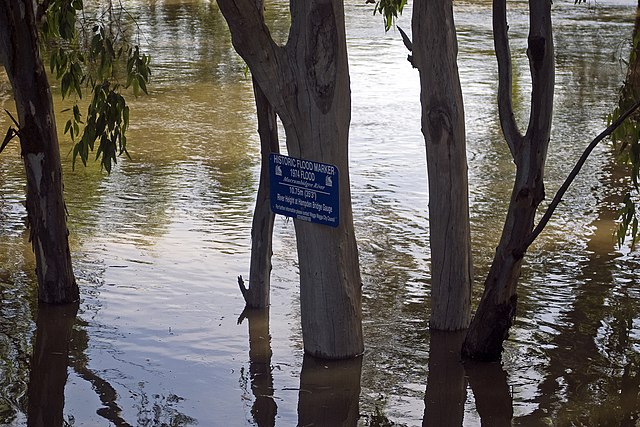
<box><xmin>39</xmin><ymin>0</ymin><xmax>151</xmax><ymax>173</ymax></box>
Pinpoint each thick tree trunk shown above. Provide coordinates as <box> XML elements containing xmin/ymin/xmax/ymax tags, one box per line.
<box><xmin>218</xmin><ymin>0</ymin><xmax>363</xmax><ymax>358</ymax></box>
<box><xmin>242</xmin><ymin>78</ymin><xmax>279</xmax><ymax>308</ymax></box>
<box><xmin>0</xmin><ymin>0</ymin><xmax>78</xmax><ymax>303</ymax></box>
<box><xmin>412</xmin><ymin>0</ymin><xmax>473</xmax><ymax>330</ymax></box>
<box><xmin>462</xmin><ymin>0</ymin><xmax>554</xmax><ymax>361</ymax></box>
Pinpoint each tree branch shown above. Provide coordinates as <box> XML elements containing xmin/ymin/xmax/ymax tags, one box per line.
<box><xmin>521</xmin><ymin>98</ymin><xmax>640</xmax><ymax>252</ymax></box>
<box><xmin>493</xmin><ymin>0</ymin><xmax>522</xmax><ymax>158</ymax></box>
<box><xmin>216</xmin><ymin>0</ymin><xmax>284</xmax><ymax>106</ymax></box>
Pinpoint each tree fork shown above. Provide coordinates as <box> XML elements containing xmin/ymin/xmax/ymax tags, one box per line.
<box><xmin>219</xmin><ymin>0</ymin><xmax>363</xmax><ymax>359</ymax></box>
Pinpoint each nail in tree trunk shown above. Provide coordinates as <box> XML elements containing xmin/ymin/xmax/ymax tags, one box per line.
<box><xmin>218</xmin><ymin>0</ymin><xmax>363</xmax><ymax>359</ymax></box>
<box><xmin>412</xmin><ymin>0</ymin><xmax>473</xmax><ymax>330</ymax></box>
<box><xmin>0</xmin><ymin>0</ymin><xmax>79</xmax><ymax>304</ymax></box>
<box><xmin>462</xmin><ymin>0</ymin><xmax>554</xmax><ymax>361</ymax></box>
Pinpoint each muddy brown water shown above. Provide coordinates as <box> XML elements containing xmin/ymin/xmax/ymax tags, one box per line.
<box><xmin>0</xmin><ymin>0</ymin><xmax>639</xmax><ymax>425</ymax></box>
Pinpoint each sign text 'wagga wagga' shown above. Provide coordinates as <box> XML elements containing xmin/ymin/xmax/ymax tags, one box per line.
<box><xmin>269</xmin><ymin>153</ymin><xmax>340</xmax><ymax>227</ymax></box>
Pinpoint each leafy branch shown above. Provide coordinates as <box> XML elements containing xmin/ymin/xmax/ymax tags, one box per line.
<box><xmin>371</xmin><ymin>0</ymin><xmax>407</xmax><ymax>32</ymax></box>
<box><xmin>38</xmin><ymin>0</ymin><xmax>150</xmax><ymax>173</ymax></box>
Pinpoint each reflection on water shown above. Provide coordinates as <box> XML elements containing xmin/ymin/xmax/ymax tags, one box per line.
<box><xmin>27</xmin><ymin>303</ymin><xmax>78</xmax><ymax>427</ymax></box>
<box><xmin>0</xmin><ymin>0</ymin><xmax>639</xmax><ymax>425</ymax></box>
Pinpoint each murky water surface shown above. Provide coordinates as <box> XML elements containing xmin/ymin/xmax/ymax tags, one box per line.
<box><xmin>1</xmin><ymin>0</ymin><xmax>639</xmax><ymax>425</ymax></box>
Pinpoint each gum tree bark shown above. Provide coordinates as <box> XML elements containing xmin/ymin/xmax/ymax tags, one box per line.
<box><xmin>462</xmin><ymin>0</ymin><xmax>554</xmax><ymax>361</ymax></box>
<box><xmin>0</xmin><ymin>0</ymin><xmax>79</xmax><ymax>303</ymax></box>
<box><xmin>218</xmin><ymin>0</ymin><xmax>363</xmax><ymax>358</ymax></box>
<box><xmin>412</xmin><ymin>0</ymin><xmax>473</xmax><ymax>330</ymax></box>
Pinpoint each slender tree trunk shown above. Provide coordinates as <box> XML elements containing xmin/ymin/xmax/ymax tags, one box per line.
<box><xmin>462</xmin><ymin>0</ymin><xmax>554</xmax><ymax>361</ymax></box>
<box><xmin>218</xmin><ymin>0</ymin><xmax>363</xmax><ymax>359</ymax></box>
<box><xmin>241</xmin><ymin>78</ymin><xmax>279</xmax><ymax>308</ymax></box>
<box><xmin>0</xmin><ymin>0</ymin><xmax>78</xmax><ymax>303</ymax></box>
<box><xmin>412</xmin><ymin>0</ymin><xmax>473</xmax><ymax>330</ymax></box>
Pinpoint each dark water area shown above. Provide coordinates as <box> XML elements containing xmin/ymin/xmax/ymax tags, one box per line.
<box><xmin>0</xmin><ymin>0</ymin><xmax>639</xmax><ymax>425</ymax></box>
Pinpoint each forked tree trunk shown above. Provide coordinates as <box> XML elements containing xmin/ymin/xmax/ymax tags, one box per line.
<box><xmin>412</xmin><ymin>0</ymin><xmax>473</xmax><ymax>330</ymax></box>
<box><xmin>462</xmin><ymin>0</ymin><xmax>554</xmax><ymax>361</ymax></box>
<box><xmin>0</xmin><ymin>0</ymin><xmax>79</xmax><ymax>304</ymax></box>
<box><xmin>218</xmin><ymin>0</ymin><xmax>363</xmax><ymax>359</ymax></box>
<box><xmin>241</xmin><ymin>77</ymin><xmax>279</xmax><ymax>308</ymax></box>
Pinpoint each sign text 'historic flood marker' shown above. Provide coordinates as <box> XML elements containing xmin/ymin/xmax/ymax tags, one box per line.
<box><xmin>269</xmin><ymin>153</ymin><xmax>340</xmax><ymax>227</ymax></box>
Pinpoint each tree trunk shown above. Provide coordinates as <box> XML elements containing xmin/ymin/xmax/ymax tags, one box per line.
<box><xmin>462</xmin><ymin>0</ymin><xmax>554</xmax><ymax>361</ymax></box>
<box><xmin>0</xmin><ymin>0</ymin><xmax>78</xmax><ymax>304</ymax></box>
<box><xmin>218</xmin><ymin>0</ymin><xmax>363</xmax><ymax>359</ymax></box>
<box><xmin>242</xmin><ymin>78</ymin><xmax>279</xmax><ymax>308</ymax></box>
<box><xmin>412</xmin><ymin>0</ymin><xmax>473</xmax><ymax>330</ymax></box>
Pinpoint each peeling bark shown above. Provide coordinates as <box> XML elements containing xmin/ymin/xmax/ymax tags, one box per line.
<box><xmin>0</xmin><ymin>0</ymin><xmax>78</xmax><ymax>303</ymax></box>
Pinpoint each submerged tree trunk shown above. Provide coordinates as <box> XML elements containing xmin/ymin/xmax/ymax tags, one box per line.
<box><xmin>462</xmin><ymin>0</ymin><xmax>554</xmax><ymax>361</ymax></box>
<box><xmin>412</xmin><ymin>0</ymin><xmax>473</xmax><ymax>330</ymax></box>
<box><xmin>241</xmin><ymin>78</ymin><xmax>279</xmax><ymax>308</ymax></box>
<box><xmin>218</xmin><ymin>0</ymin><xmax>363</xmax><ymax>358</ymax></box>
<box><xmin>0</xmin><ymin>0</ymin><xmax>78</xmax><ymax>303</ymax></box>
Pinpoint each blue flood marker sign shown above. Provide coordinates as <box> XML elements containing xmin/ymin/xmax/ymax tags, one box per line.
<box><xmin>269</xmin><ymin>153</ymin><xmax>339</xmax><ymax>227</ymax></box>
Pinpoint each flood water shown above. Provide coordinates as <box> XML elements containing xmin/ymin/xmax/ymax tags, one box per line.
<box><xmin>1</xmin><ymin>0</ymin><xmax>639</xmax><ymax>425</ymax></box>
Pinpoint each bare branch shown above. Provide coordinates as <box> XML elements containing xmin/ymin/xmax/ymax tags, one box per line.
<box><xmin>521</xmin><ymin>98</ymin><xmax>640</xmax><ymax>252</ymax></box>
<box><xmin>493</xmin><ymin>0</ymin><xmax>522</xmax><ymax>158</ymax></box>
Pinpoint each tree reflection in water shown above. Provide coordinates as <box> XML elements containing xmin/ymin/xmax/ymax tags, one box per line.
<box><xmin>240</xmin><ymin>307</ymin><xmax>277</xmax><ymax>427</ymax></box>
<box><xmin>28</xmin><ymin>302</ymin><xmax>78</xmax><ymax>427</ymax></box>
<box><xmin>465</xmin><ymin>361</ymin><xmax>513</xmax><ymax>427</ymax></box>
<box><xmin>423</xmin><ymin>330</ymin><xmax>513</xmax><ymax>427</ymax></box>
<box><xmin>297</xmin><ymin>355</ymin><xmax>362</xmax><ymax>427</ymax></box>
<box><xmin>423</xmin><ymin>330</ymin><xmax>467</xmax><ymax>427</ymax></box>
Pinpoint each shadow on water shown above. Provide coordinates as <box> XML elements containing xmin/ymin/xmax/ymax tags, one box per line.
<box><xmin>27</xmin><ymin>303</ymin><xmax>78</xmax><ymax>427</ymax></box>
